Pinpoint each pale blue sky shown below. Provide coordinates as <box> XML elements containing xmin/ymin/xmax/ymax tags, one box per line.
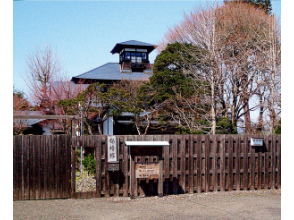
<box><xmin>13</xmin><ymin>0</ymin><xmax>281</xmax><ymax>97</ymax></box>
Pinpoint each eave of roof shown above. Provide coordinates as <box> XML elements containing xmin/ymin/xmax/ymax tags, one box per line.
<box><xmin>110</xmin><ymin>40</ymin><xmax>156</xmax><ymax>54</ymax></box>
<box><xmin>71</xmin><ymin>62</ymin><xmax>152</xmax><ymax>82</ymax></box>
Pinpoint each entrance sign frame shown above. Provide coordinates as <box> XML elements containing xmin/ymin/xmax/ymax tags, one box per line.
<box><xmin>124</xmin><ymin>141</ymin><xmax>169</xmax><ymax>199</ymax></box>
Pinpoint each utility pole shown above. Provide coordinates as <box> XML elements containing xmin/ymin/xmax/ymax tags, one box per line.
<box><xmin>79</xmin><ymin>102</ymin><xmax>84</xmax><ymax>177</ymax></box>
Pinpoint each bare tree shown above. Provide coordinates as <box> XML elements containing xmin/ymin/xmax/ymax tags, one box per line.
<box><xmin>159</xmin><ymin>1</ymin><xmax>277</xmax><ymax>134</ymax></box>
<box><xmin>259</xmin><ymin>14</ymin><xmax>281</xmax><ymax>134</ymax></box>
<box><xmin>25</xmin><ymin>45</ymin><xmax>62</xmax><ymax>111</ymax></box>
<box><xmin>161</xmin><ymin>2</ymin><xmax>227</xmax><ymax>134</ymax></box>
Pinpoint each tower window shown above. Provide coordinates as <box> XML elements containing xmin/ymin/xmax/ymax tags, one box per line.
<box><xmin>142</xmin><ymin>53</ymin><xmax>147</xmax><ymax>60</ymax></box>
<box><xmin>125</xmin><ymin>52</ymin><xmax>130</xmax><ymax>60</ymax></box>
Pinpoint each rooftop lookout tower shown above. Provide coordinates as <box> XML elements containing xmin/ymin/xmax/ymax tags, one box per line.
<box><xmin>71</xmin><ymin>40</ymin><xmax>156</xmax><ymax>84</ymax></box>
<box><xmin>110</xmin><ymin>40</ymin><xmax>156</xmax><ymax>73</ymax></box>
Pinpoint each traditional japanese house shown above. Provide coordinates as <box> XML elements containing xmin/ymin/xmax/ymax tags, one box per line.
<box><xmin>71</xmin><ymin>40</ymin><xmax>156</xmax><ymax>85</ymax></box>
<box><xmin>71</xmin><ymin>40</ymin><xmax>158</xmax><ymax>135</ymax></box>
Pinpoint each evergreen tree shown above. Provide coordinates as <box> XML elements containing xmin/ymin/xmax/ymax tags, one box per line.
<box><xmin>224</xmin><ymin>0</ymin><xmax>272</xmax><ymax>14</ymax></box>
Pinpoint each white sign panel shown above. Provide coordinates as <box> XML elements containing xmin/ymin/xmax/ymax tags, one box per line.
<box><xmin>250</xmin><ymin>138</ymin><xmax>263</xmax><ymax>146</ymax></box>
<box><xmin>107</xmin><ymin>136</ymin><xmax>118</xmax><ymax>162</ymax></box>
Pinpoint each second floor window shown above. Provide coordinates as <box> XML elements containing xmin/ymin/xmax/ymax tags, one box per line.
<box><xmin>131</xmin><ymin>52</ymin><xmax>136</xmax><ymax>63</ymax></box>
<box><xmin>125</xmin><ymin>52</ymin><xmax>130</xmax><ymax>60</ymax></box>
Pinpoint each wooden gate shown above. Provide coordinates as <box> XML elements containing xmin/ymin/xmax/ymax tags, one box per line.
<box><xmin>13</xmin><ymin>135</ymin><xmax>72</xmax><ymax>200</ymax></box>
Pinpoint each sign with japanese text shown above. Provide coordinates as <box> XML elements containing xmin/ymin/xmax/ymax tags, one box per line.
<box><xmin>107</xmin><ymin>136</ymin><xmax>118</xmax><ymax>162</ymax></box>
<box><xmin>135</xmin><ymin>162</ymin><xmax>159</xmax><ymax>179</ymax></box>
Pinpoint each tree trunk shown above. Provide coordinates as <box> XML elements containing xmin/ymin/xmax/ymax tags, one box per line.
<box><xmin>210</xmin><ymin>77</ymin><xmax>217</xmax><ymax>135</ymax></box>
<box><xmin>257</xmin><ymin>94</ymin><xmax>264</xmax><ymax>133</ymax></box>
<box><xmin>243</xmin><ymin>98</ymin><xmax>251</xmax><ymax>134</ymax></box>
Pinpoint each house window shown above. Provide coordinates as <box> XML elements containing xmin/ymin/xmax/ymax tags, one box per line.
<box><xmin>136</xmin><ymin>53</ymin><xmax>142</xmax><ymax>64</ymax></box>
<box><xmin>131</xmin><ymin>52</ymin><xmax>136</xmax><ymax>63</ymax></box>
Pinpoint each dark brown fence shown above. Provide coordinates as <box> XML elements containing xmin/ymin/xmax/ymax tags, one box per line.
<box><xmin>71</xmin><ymin>135</ymin><xmax>281</xmax><ymax>199</ymax></box>
<box><xmin>13</xmin><ymin>135</ymin><xmax>72</xmax><ymax>201</ymax></box>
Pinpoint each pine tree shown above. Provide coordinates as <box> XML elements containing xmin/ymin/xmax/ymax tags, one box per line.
<box><xmin>224</xmin><ymin>0</ymin><xmax>272</xmax><ymax>14</ymax></box>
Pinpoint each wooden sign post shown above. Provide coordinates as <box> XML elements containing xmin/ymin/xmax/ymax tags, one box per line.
<box><xmin>125</xmin><ymin>141</ymin><xmax>169</xmax><ymax>199</ymax></box>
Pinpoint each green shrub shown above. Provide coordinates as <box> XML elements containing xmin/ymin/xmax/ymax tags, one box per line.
<box><xmin>274</xmin><ymin>119</ymin><xmax>281</xmax><ymax>134</ymax></box>
<box><xmin>82</xmin><ymin>153</ymin><xmax>96</xmax><ymax>175</ymax></box>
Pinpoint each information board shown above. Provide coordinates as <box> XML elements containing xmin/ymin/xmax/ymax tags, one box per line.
<box><xmin>135</xmin><ymin>162</ymin><xmax>159</xmax><ymax>179</ymax></box>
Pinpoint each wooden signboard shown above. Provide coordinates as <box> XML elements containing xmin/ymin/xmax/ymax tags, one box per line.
<box><xmin>107</xmin><ymin>136</ymin><xmax>118</xmax><ymax>162</ymax></box>
<box><xmin>125</xmin><ymin>141</ymin><xmax>169</xmax><ymax>199</ymax></box>
<box><xmin>135</xmin><ymin>162</ymin><xmax>159</xmax><ymax>179</ymax></box>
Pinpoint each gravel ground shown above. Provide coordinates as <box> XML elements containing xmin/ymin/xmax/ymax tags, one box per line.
<box><xmin>13</xmin><ymin>189</ymin><xmax>281</xmax><ymax>220</ymax></box>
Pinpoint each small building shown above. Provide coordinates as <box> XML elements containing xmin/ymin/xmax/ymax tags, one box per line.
<box><xmin>71</xmin><ymin>40</ymin><xmax>157</xmax><ymax>135</ymax></box>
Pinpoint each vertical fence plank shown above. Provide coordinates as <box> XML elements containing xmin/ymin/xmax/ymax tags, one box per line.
<box><xmin>95</xmin><ymin>136</ymin><xmax>102</xmax><ymax>198</ymax></box>
<box><xmin>219</xmin><ymin>135</ymin><xmax>225</xmax><ymax>192</ymax></box>
<box><xmin>35</xmin><ymin>135</ymin><xmax>41</xmax><ymax>200</ymax></box>
<box><xmin>136</xmin><ymin>135</ymin><xmax>144</xmax><ymax>197</ymax></box>
<box><xmin>196</xmin><ymin>135</ymin><xmax>202</xmax><ymax>193</ymax></box>
<box><xmin>57</xmin><ymin>135</ymin><xmax>62</xmax><ymax>199</ymax></box>
<box><xmin>65</xmin><ymin>136</ymin><xmax>71</xmax><ymax>198</ymax></box>
<box><xmin>123</xmin><ymin>135</ymin><xmax>129</xmax><ymax>197</ymax></box>
<box><xmin>71</xmin><ymin>137</ymin><xmax>77</xmax><ymax>199</ymax></box>
<box><xmin>180</xmin><ymin>135</ymin><xmax>186</xmax><ymax>193</ymax></box>
<box><xmin>276</xmin><ymin>135</ymin><xmax>281</xmax><ymax>189</ymax></box>
<box><xmin>13</xmin><ymin>136</ymin><xmax>18</xmax><ymax>200</ymax></box>
<box><xmin>64</xmin><ymin>135</ymin><xmax>70</xmax><ymax>198</ymax></box>
<box><xmin>204</xmin><ymin>135</ymin><xmax>209</xmax><ymax>192</ymax></box>
<box><xmin>158</xmin><ymin>159</ymin><xmax>163</xmax><ymax>197</ymax></box>
<box><xmin>47</xmin><ymin>135</ymin><xmax>53</xmax><ymax>199</ymax></box>
<box><xmin>228</xmin><ymin>136</ymin><xmax>233</xmax><ymax>191</ymax></box>
<box><xmin>133</xmin><ymin>135</ymin><xmax>139</xmax><ymax>197</ymax></box>
<box><xmin>39</xmin><ymin>136</ymin><xmax>45</xmax><ymax>200</ymax></box>
<box><xmin>13</xmin><ymin>136</ymin><xmax>19</xmax><ymax>200</ymax></box>
<box><xmin>58</xmin><ymin>135</ymin><xmax>64</xmax><ymax>199</ymax></box>
<box><xmin>243</xmin><ymin>135</ymin><xmax>248</xmax><ymax>190</ymax></box>
<box><xmin>257</xmin><ymin>135</ymin><xmax>262</xmax><ymax>190</ymax></box>
<box><xmin>20</xmin><ymin>136</ymin><xmax>24</xmax><ymax>200</ymax></box>
<box><xmin>236</xmin><ymin>136</ymin><xmax>241</xmax><ymax>191</ymax></box>
<box><xmin>212</xmin><ymin>135</ymin><xmax>217</xmax><ymax>192</ymax></box>
<box><xmin>164</xmin><ymin>135</ymin><xmax>170</xmax><ymax>195</ymax></box>
<box><xmin>271</xmin><ymin>135</ymin><xmax>275</xmax><ymax>189</ymax></box>
<box><xmin>62</xmin><ymin>135</ymin><xmax>69</xmax><ymax>198</ymax></box>
<box><xmin>29</xmin><ymin>136</ymin><xmax>35</xmax><ymax>199</ymax></box>
<box><xmin>172</xmin><ymin>135</ymin><xmax>178</xmax><ymax>194</ymax></box>
<box><xmin>23</xmin><ymin>136</ymin><xmax>30</xmax><ymax>200</ymax></box>
<box><xmin>264</xmin><ymin>135</ymin><xmax>269</xmax><ymax>189</ymax></box>
<box><xmin>188</xmin><ymin>135</ymin><xmax>194</xmax><ymax>193</ymax></box>
<box><xmin>129</xmin><ymin>135</ymin><xmax>135</xmax><ymax>199</ymax></box>
<box><xmin>250</xmin><ymin>136</ymin><xmax>256</xmax><ymax>190</ymax></box>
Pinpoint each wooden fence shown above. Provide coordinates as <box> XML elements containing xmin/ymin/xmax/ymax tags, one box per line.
<box><xmin>13</xmin><ymin>135</ymin><xmax>72</xmax><ymax>201</ymax></box>
<box><xmin>71</xmin><ymin>134</ymin><xmax>281</xmax><ymax>199</ymax></box>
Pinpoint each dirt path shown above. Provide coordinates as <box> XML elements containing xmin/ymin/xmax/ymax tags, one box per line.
<box><xmin>13</xmin><ymin>189</ymin><xmax>281</xmax><ymax>220</ymax></box>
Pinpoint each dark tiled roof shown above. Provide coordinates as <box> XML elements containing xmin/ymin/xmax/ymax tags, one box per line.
<box><xmin>118</xmin><ymin>40</ymin><xmax>155</xmax><ymax>47</ymax></box>
<box><xmin>111</xmin><ymin>40</ymin><xmax>156</xmax><ymax>54</ymax></box>
<box><xmin>71</xmin><ymin>62</ymin><xmax>152</xmax><ymax>82</ymax></box>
